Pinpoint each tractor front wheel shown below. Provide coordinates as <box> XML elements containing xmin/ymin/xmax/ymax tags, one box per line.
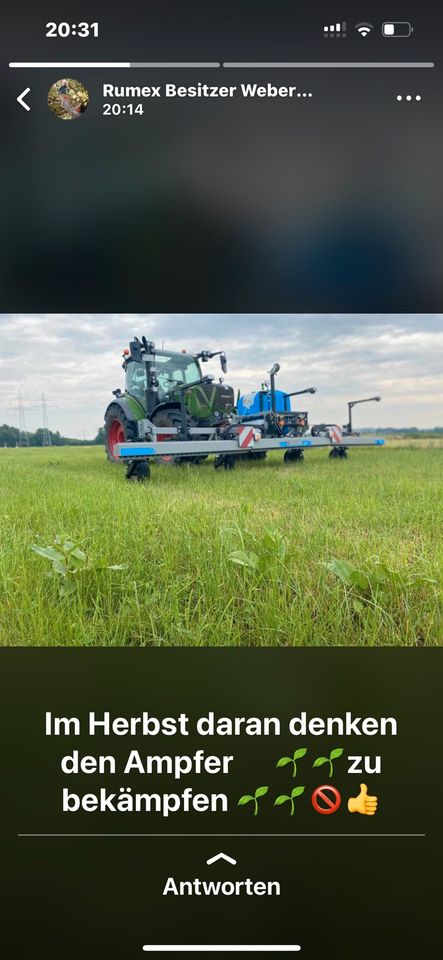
<box><xmin>105</xmin><ymin>404</ymin><xmax>138</xmax><ymax>464</ymax></box>
<box><xmin>152</xmin><ymin>409</ymin><xmax>208</xmax><ymax>465</ymax></box>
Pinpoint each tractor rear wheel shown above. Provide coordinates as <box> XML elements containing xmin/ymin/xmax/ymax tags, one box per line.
<box><xmin>152</xmin><ymin>409</ymin><xmax>208</xmax><ymax>465</ymax></box>
<box><xmin>105</xmin><ymin>403</ymin><xmax>138</xmax><ymax>464</ymax></box>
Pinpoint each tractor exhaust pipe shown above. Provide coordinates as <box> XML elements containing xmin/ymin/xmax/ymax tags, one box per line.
<box><xmin>269</xmin><ymin>363</ymin><xmax>280</xmax><ymax>414</ymax></box>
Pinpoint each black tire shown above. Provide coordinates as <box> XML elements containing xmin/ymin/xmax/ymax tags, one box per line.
<box><xmin>329</xmin><ymin>447</ymin><xmax>348</xmax><ymax>459</ymax></box>
<box><xmin>152</xmin><ymin>409</ymin><xmax>208</xmax><ymax>465</ymax></box>
<box><xmin>125</xmin><ymin>460</ymin><xmax>150</xmax><ymax>482</ymax></box>
<box><xmin>214</xmin><ymin>455</ymin><xmax>236</xmax><ymax>471</ymax></box>
<box><xmin>104</xmin><ymin>403</ymin><xmax>138</xmax><ymax>464</ymax></box>
<box><xmin>247</xmin><ymin>451</ymin><xmax>267</xmax><ymax>461</ymax></box>
<box><xmin>284</xmin><ymin>449</ymin><xmax>304</xmax><ymax>463</ymax></box>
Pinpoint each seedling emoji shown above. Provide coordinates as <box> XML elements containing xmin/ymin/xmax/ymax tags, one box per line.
<box><xmin>276</xmin><ymin>748</ymin><xmax>307</xmax><ymax>778</ymax></box>
<box><xmin>274</xmin><ymin>786</ymin><xmax>305</xmax><ymax>816</ymax></box>
<box><xmin>238</xmin><ymin>786</ymin><xmax>269</xmax><ymax>816</ymax></box>
<box><xmin>348</xmin><ymin>783</ymin><xmax>378</xmax><ymax>816</ymax></box>
<box><xmin>312</xmin><ymin>747</ymin><xmax>343</xmax><ymax>778</ymax></box>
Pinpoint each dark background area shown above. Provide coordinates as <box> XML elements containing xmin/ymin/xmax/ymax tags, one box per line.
<box><xmin>1</xmin><ymin>649</ymin><xmax>440</xmax><ymax>958</ymax></box>
<box><xmin>0</xmin><ymin>0</ymin><xmax>442</xmax><ymax>312</ymax></box>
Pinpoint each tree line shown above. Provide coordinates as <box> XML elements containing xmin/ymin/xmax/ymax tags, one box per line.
<box><xmin>0</xmin><ymin>424</ymin><xmax>105</xmax><ymax>447</ymax></box>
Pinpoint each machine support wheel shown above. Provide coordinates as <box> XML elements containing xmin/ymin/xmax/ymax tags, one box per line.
<box><xmin>214</xmin><ymin>454</ymin><xmax>236</xmax><ymax>471</ymax></box>
<box><xmin>329</xmin><ymin>446</ymin><xmax>348</xmax><ymax>460</ymax></box>
<box><xmin>246</xmin><ymin>451</ymin><xmax>267</xmax><ymax>461</ymax></box>
<box><xmin>284</xmin><ymin>449</ymin><xmax>304</xmax><ymax>463</ymax></box>
<box><xmin>125</xmin><ymin>460</ymin><xmax>150</xmax><ymax>482</ymax></box>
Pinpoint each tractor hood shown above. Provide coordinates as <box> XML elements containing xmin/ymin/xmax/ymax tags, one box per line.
<box><xmin>186</xmin><ymin>381</ymin><xmax>234</xmax><ymax>420</ymax></box>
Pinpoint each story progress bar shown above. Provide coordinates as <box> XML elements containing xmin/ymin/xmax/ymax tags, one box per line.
<box><xmin>9</xmin><ymin>61</ymin><xmax>435</xmax><ymax>69</ymax></box>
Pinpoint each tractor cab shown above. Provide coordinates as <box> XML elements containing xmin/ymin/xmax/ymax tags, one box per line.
<box><xmin>121</xmin><ymin>341</ymin><xmax>234</xmax><ymax>423</ymax></box>
<box><xmin>125</xmin><ymin>351</ymin><xmax>201</xmax><ymax>405</ymax></box>
<box><xmin>104</xmin><ymin>338</ymin><xmax>234</xmax><ymax>463</ymax></box>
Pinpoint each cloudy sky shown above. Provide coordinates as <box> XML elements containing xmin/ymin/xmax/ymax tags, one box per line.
<box><xmin>0</xmin><ymin>314</ymin><xmax>441</xmax><ymax>437</ymax></box>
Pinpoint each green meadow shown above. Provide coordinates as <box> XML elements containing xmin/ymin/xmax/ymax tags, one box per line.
<box><xmin>0</xmin><ymin>444</ymin><xmax>441</xmax><ymax>647</ymax></box>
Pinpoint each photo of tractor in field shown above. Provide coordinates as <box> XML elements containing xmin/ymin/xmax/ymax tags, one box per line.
<box><xmin>104</xmin><ymin>339</ymin><xmax>384</xmax><ymax>479</ymax></box>
<box><xmin>1</xmin><ymin>312</ymin><xmax>440</xmax><ymax>648</ymax></box>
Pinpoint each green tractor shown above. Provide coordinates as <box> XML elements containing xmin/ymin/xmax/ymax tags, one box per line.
<box><xmin>104</xmin><ymin>337</ymin><xmax>234</xmax><ymax>463</ymax></box>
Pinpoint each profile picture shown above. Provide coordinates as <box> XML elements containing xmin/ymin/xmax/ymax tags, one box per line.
<box><xmin>47</xmin><ymin>78</ymin><xmax>89</xmax><ymax>120</ymax></box>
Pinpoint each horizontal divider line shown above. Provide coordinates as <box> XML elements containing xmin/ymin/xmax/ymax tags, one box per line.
<box><xmin>18</xmin><ymin>833</ymin><xmax>426</xmax><ymax>838</ymax></box>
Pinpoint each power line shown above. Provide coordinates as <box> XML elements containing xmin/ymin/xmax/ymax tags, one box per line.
<box><xmin>41</xmin><ymin>393</ymin><xmax>52</xmax><ymax>446</ymax></box>
<box><xmin>17</xmin><ymin>390</ymin><xmax>29</xmax><ymax>447</ymax></box>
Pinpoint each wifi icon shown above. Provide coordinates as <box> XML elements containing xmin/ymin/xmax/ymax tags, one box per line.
<box><xmin>356</xmin><ymin>22</ymin><xmax>374</xmax><ymax>37</ymax></box>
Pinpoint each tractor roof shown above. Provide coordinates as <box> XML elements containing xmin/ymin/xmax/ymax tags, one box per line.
<box><xmin>129</xmin><ymin>347</ymin><xmax>194</xmax><ymax>360</ymax></box>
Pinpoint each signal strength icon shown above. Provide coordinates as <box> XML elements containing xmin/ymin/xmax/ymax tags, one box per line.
<box><xmin>355</xmin><ymin>23</ymin><xmax>374</xmax><ymax>37</ymax></box>
<box><xmin>324</xmin><ymin>22</ymin><xmax>347</xmax><ymax>39</ymax></box>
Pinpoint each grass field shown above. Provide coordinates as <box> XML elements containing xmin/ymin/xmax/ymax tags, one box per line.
<box><xmin>0</xmin><ymin>443</ymin><xmax>442</xmax><ymax>647</ymax></box>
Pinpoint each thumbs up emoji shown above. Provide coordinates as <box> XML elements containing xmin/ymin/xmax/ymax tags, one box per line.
<box><xmin>348</xmin><ymin>783</ymin><xmax>378</xmax><ymax>816</ymax></box>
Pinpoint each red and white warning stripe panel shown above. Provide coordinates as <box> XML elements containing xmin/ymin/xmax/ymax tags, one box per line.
<box><xmin>328</xmin><ymin>425</ymin><xmax>343</xmax><ymax>444</ymax></box>
<box><xmin>237</xmin><ymin>426</ymin><xmax>255</xmax><ymax>448</ymax></box>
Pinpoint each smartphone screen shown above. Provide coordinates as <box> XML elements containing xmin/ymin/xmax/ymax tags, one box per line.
<box><xmin>1</xmin><ymin>4</ymin><xmax>441</xmax><ymax>959</ymax></box>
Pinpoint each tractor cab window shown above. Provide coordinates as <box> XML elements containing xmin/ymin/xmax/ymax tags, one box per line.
<box><xmin>125</xmin><ymin>361</ymin><xmax>146</xmax><ymax>400</ymax></box>
<box><xmin>125</xmin><ymin>354</ymin><xmax>201</xmax><ymax>402</ymax></box>
<box><xmin>155</xmin><ymin>354</ymin><xmax>200</xmax><ymax>398</ymax></box>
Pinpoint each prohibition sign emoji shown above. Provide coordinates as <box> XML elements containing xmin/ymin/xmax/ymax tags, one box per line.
<box><xmin>311</xmin><ymin>784</ymin><xmax>341</xmax><ymax>814</ymax></box>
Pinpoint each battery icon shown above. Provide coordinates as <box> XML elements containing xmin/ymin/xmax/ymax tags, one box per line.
<box><xmin>382</xmin><ymin>22</ymin><xmax>413</xmax><ymax>37</ymax></box>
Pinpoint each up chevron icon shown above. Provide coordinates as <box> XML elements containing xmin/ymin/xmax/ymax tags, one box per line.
<box><xmin>206</xmin><ymin>852</ymin><xmax>237</xmax><ymax>866</ymax></box>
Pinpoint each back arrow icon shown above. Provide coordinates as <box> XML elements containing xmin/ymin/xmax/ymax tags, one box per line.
<box><xmin>206</xmin><ymin>853</ymin><xmax>237</xmax><ymax>866</ymax></box>
<box><xmin>17</xmin><ymin>88</ymin><xmax>31</xmax><ymax>111</ymax></box>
